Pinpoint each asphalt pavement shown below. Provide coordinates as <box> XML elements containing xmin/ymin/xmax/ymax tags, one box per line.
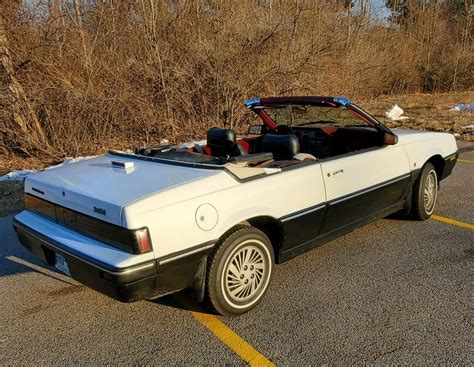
<box><xmin>0</xmin><ymin>143</ymin><xmax>472</xmax><ymax>365</ymax></box>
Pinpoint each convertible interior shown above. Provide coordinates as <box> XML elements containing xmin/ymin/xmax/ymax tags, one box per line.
<box><xmin>135</xmin><ymin>125</ymin><xmax>385</xmax><ymax>169</ymax></box>
<box><xmin>135</xmin><ymin>103</ymin><xmax>388</xmax><ymax>169</ymax></box>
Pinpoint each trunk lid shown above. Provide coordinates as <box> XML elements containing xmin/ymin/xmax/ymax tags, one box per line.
<box><xmin>25</xmin><ymin>153</ymin><xmax>221</xmax><ymax>226</ymax></box>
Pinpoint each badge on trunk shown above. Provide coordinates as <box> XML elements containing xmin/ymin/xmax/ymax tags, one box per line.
<box><xmin>93</xmin><ymin>206</ymin><xmax>106</xmax><ymax>215</ymax></box>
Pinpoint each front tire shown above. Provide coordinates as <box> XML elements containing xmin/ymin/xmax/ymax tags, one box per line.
<box><xmin>205</xmin><ymin>226</ymin><xmax>274</xmax><ymax>316</ymax></box>
<box><xmin>411</xmin><ymin>162</ymin><xmax>438</xmax><ymax>220</ymax></box>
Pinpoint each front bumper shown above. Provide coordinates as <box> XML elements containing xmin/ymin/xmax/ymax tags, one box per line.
<box><xmin>14</xmin><ymin>219</ymin><xmax>158</xmax><ymax>302</ymax></box>
<box><xmin>441</xmin><ymin>151</ymin><xmax>459</xmax><ymax>180</ymax></box>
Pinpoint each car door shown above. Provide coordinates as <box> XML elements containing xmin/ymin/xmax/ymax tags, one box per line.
<box><xmin>277</xmin><ymin>161</ymin><xmax>328</xmax><ymax>259</ymax></box>
<box><xmin>318</xmin><ymin>144</ymin><xmax>411</xmax><ymax>237</ymax></box>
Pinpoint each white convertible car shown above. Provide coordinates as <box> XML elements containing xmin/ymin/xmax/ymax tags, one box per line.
<box><xmin>14</xmin><ymin>96</ymin><xmax>458</xmax><ymax>315</ymax></box>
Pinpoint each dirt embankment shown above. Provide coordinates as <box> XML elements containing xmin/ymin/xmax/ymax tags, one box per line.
<box><xmin>363</xmin><ymin>91</ymin><xmax>474</xmax><ymax>138</ymax></box>
<box><xmin>0</xmin><ymin>180</ymin><xmax>24</xmax><ymax>216</ymax></box>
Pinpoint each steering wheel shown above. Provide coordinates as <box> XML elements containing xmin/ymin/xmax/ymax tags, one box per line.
<box><xmin>273</xmin><ymin>124</ymin><xmax>295</xmax><ymax>135</ymax></box>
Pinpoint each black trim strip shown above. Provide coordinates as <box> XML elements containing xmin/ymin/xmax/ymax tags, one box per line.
<box><xmin>109</xmin><ymin>150</ymin><xmax>226</xmax><ymax>170</ymax></box>
<box><xmin>32</xmin><ymin>187</ymin><xmax>45</xmax><ymax>195</ymax></box>
<box><xmin>156</xmin><ymin>240</ymin><xmax>216</xmax><ymax>264</ymax></box>
<box><xmin>280</xmin><ymin>204</ymin><xmax>326</xmax><ymax>253</ymax></box>
<box><xmin>280</xmin><ymin>201</ymin><xmax>405</xmax><ymax>262</ymax></box>
<box><xmin>277</xmin><ymin>173</ymin><xmax>411</xmax><ymax>223</ymax></box>
<box><xmin>110</xmin><ymin>150</ymin><xmax>271</xmax><ymax>184</ymax></box>
<box><xmin>440</xmin><ymin>150</ymin><xmax>459</xmax><ymax>181</ymax></box>
<box><xmin>280</xmin><ymin>203</ymin><xmax>326</xmax><ymax>222</ymax></box>
<box><xmin>443</xmin><ymin>151</ymin><xmax>458</xmax><ymax>161</ymax></box>
<box><xmin>329</xmin><ymin>173</ymin><xmax>410</xmax><ymax>205</ymax></box>
<box><xmin>13</xmin><ymin>219</ymin><xmax>155</xmax><ymax>273</ymax></box>
<box><xmin>111</xmin><ymin>150</ymin><xmax>320</xmax><ymax>184</ymax></box>
<box><xmin>24</xmin><ymin>194</ymin><xmax>151</xmax><ymax>254</ymax></box>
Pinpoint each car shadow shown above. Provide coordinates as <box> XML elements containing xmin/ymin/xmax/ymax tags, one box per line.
<box><xmin>1</xmin><ymin>255</ymin><xmax>76</xmax><ymax>285</ymax></box>
<box><xmin>150</xmin><ymin>288</ymin><xmax>216</xmax><ymax>315</ymax></box>
<box><xmin>384</xmin><ymin>211</ymin><xmax>418</xmax><ymax>221</ymax></box>
<box><xmin>0</xmin><ymin>214</ymin><xmax>76</xmax><ymax>285</ymax></box>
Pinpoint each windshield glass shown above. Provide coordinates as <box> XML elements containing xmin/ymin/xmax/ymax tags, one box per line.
<box><xmin>262</xmin><ymin>105</ymin><xmax>373</xmax><ymax>128</ymax></box>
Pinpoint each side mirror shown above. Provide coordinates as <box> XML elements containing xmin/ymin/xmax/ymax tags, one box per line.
<box><xmin>248</xmin><ymin>125</ymin><xmax>264</xmax><ymax>135</ymax></box>
<box><xmin>384</xmin><ymin>132</ymin><xmax>398</xmax><ymax>145</ymax></box>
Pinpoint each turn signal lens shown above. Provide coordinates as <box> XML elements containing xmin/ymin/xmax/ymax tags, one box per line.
<box><xmin>135</xmin><ymin>228</ymin><xmax>152</xmax><ymax>253</ymax></box>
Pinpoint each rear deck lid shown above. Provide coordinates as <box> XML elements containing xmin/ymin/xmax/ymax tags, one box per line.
<box><xmin>25</xmin><ymin>153</ymin><xmax>220</xmax><ymax>225</ymax></box>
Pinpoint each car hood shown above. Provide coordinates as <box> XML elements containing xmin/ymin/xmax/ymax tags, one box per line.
<box><xmin>392</xmin><ymin>128</ymin><xmax>454</xmax><ymax>144</ymax></box>
<box><xmin>25</xmin><ymin>153</ymin><xmax>222</xmax><ymax>225</ymax></box>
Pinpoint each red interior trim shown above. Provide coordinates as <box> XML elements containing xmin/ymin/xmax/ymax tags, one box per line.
<box><xmin>320</xmin><ymin>126</ymin><xmax>338</xmax><ymax>135</ymax></box>
<box><xmin>256</xmin><ymin>110</ymin><xmax>277</xmax><ymax>129</ymax></box>
<box><xmin>347</xmin><ymin>109</ymin><xmax>374</xmax><ymax>127</ymax></box>
<box><xmin>237</xmin><ymin>140</ymin><xmax>250</xmax><ymax>153</ymax></box>
<box><xmin>202</xmin><ymin>146</ymin><xmax>212</xmax><ymax>155</ymax></box>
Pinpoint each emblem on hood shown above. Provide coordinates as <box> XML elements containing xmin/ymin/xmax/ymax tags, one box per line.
<box><xmin>93</xmin><ymin>206</ymin><xmax>106</xmax><ymax>215</ymax></box>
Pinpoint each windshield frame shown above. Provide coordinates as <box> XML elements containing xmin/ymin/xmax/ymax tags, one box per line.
<box><xmin>258</xmin><ymin>104</ymin><xmax>375</xmax><ymax>129</ymax></box>
<box><xmin>246</xmin><ymin>96</ymin><xmax>394</xmax><ymax>135</ymax></box>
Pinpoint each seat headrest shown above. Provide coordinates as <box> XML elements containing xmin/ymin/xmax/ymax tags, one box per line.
<box><xmin>207</xmin><ymin>128</ymin><xmax>236</xmax><ymax>149</ymax></box>
<box><xmin>262</xmin><ymin>134</ymin><xmax>300</xmax><ymax>160</ymax></box>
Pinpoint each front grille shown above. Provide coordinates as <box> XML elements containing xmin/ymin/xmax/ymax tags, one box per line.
<box><xmin>24</xmin><ymin>194</ymin><xmax>150</xmax><ymax>254</ymax></box>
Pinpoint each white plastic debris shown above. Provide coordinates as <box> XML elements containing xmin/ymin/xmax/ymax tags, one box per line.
<box><xmin>385</xmin><ymin>104</ymin><xmax>409</xmax><ymax>121</ymax></box>
<box><xmin>460</xmin><ymin>125</ymin><xmax>474</xmax><ymax>136</ymax></box>
<box><xmin>179</xmin><ymin>140</ymin><xmax>207</xmax><ymax>149</ymax></box>
<box><xmin>0</xmin><ymin>170</ymin><xmax>36</xmax><ymax>182</ymax></box>
<box><xmin>44</xmin><ymin>156</ymin><xmax>96</xmax><ymax>171</ymax></box>
<box><xmin>0</xmin><ymin>156</ymin><xmax>96</xmax><ymax>182</ymax></box>
<box><xmin>449</xmin><ymin>102</ymin><xmax>474</xmax><ymax>112</ymax></box>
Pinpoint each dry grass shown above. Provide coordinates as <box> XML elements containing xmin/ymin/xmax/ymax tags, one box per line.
<box><xmin>363</xmin><ymin>91</ymin><xmax>474</xmax><ymax>135</ymax></box>
<box><xmin>1</xmin><ymin>91</ymin><xmax>472</xmax><ymax>174</ymax></box>
<box><xmin>0</xmin><ymin>1</ymin><xmax>472</xmax><ymax>172</ymax></box>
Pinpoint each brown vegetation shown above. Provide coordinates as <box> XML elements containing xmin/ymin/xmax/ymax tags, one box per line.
<box><xmin>0</xmin><ymin>1</ymin><xmax>473</xmax><ymax>172</ymax></box>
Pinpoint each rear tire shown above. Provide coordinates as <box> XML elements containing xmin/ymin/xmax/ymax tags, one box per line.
<box><xmin>205</xmin><ymin>226</ymin><xmax>274</xmax><ymax>316</ymax></box>
<box><xmin>411</xmin><ymin>162</ymin><xmax>438</xmax><ymax>220</ymax></box>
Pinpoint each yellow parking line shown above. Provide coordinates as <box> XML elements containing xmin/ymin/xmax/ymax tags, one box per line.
<box><xmin>458</xmin><ymin>159</ymin><xmax>474</xmax><ymax>164</ymax></box>
<box><xmin>176</xmin><ymin>294</ymin><xmax>274</xmax><ymax>366</ymax></box>
<box><xmin>190</xmin><ymin>309</ymin><xmax>275</xmax><ymax>366</ymax></box>
<box><xmin>431</xmin><ymin>215</ymin><xmax>474</xmax><ymax>230</ymax></box>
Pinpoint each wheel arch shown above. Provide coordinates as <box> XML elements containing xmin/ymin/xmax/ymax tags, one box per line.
<box><xmin>218</xmin><ymin>216</ymin><xmax>285</xmax><ymax>264</ymax></box>
<box><xmin>426</xmin><ymin>154</ymin><xmax>445</xmax><ymax>182</ymax></box>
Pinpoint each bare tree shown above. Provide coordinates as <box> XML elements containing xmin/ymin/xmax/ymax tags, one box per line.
<box><xmin>0</xmin><ymin>7</ymin><xmax>49</xmax><ymax>156</ymax></box>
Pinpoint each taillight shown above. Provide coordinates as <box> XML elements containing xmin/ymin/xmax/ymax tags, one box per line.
<box><xmin>134</xmin><ymin>228</ymin><xmax>152</xmax><ymax>253</ymax></box>
<box><xmin>25</xmin><ymin>194</ymin><xmax>153</xmax><ymax>254</ymax></box>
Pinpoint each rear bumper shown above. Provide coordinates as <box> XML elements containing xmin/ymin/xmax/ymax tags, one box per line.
<box><xmin>14</xmin><ymin>219</ymin><xmax>158</xmax><ymax>302</ymax></box>
<box><xmin>13</xmin><ymin>214</ymin><xmax>214</xmax><ymax>302</ymax></box>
